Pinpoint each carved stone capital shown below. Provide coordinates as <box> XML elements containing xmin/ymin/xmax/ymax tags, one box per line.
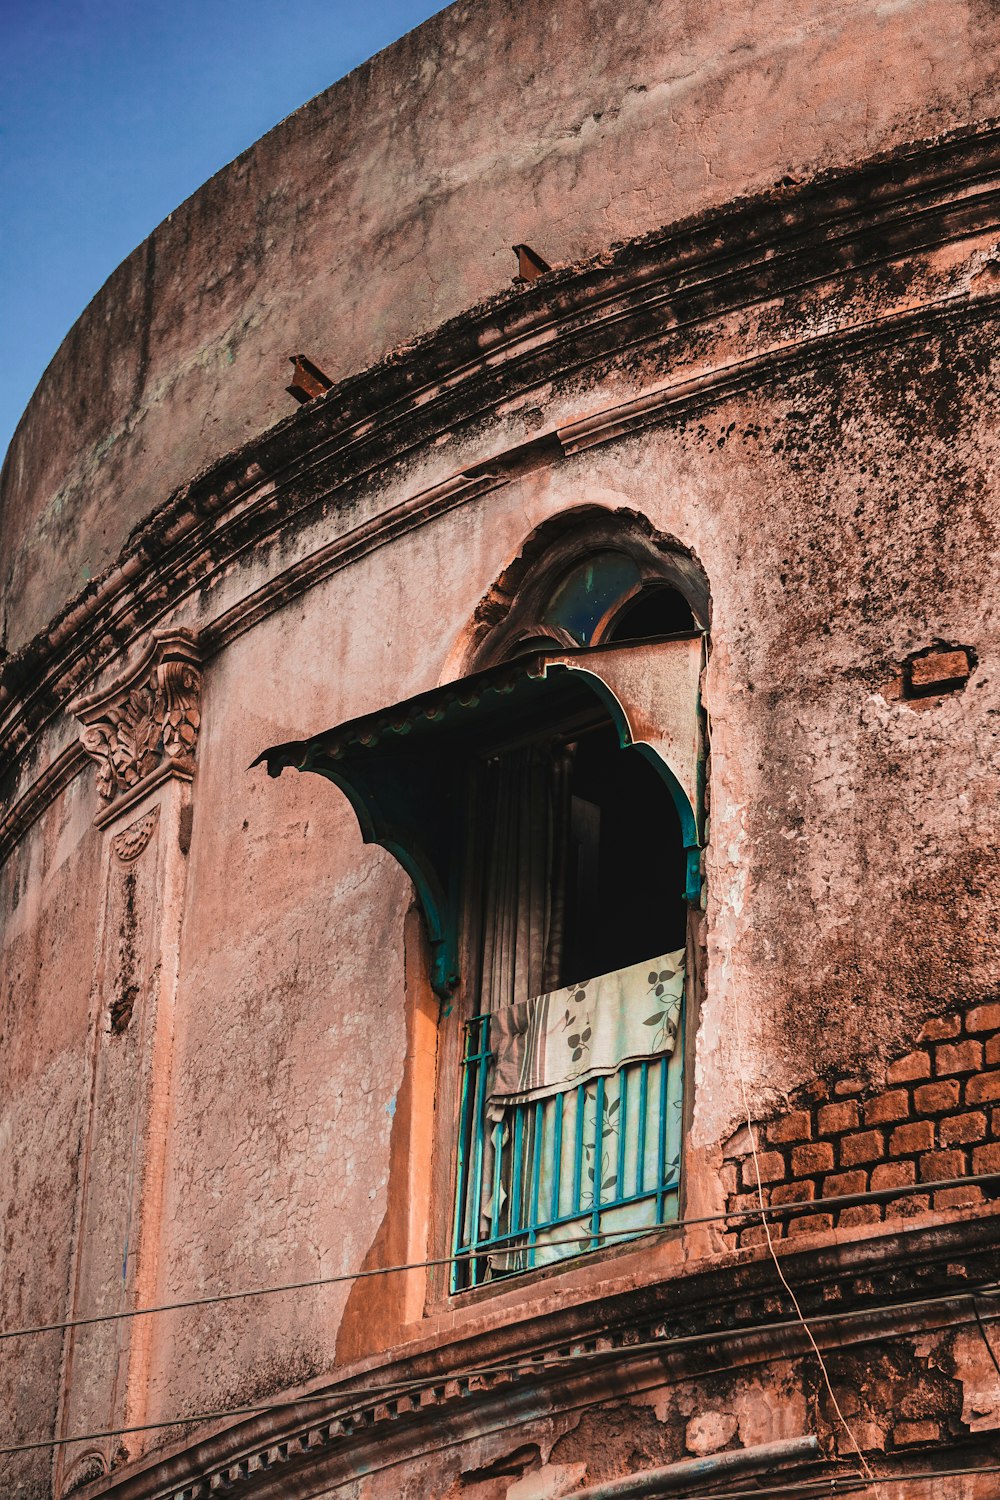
<box><xmin>71</xmin><ymin>630</ymin><xmax>202</xmax><ymax>807</ymax></box>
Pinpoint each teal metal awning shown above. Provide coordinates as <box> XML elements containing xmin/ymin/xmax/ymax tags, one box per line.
<box><xmin>253</xmin><ymin>637</ymin><xmax>704</xmax><ymax>998</ymax></box>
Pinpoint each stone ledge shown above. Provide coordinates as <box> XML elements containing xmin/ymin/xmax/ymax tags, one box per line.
<box><xmin>70</xmin><ymin>1207</ymin><xmax>1000</xmax><ymax>1500</ymax></box>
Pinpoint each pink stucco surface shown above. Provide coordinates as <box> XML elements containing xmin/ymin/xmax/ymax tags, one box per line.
<box><xmin>4</xmin><ymin>1</ymin><xmax>1000</xmax><ymax>1496</ymax></box>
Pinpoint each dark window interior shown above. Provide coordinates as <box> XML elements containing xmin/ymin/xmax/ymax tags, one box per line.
<box><xmin>605</xmin><ymin>586</ymin><xmax>694</xmax><ymax>643</ymax></box>
<box><xmin>469</xmin><ymin>714</ymin><xmax>687</xmax><ymax>1006</ymax></box>
<box><xmin>560</xmin><ymin>724</ymin><xmax>686</xmax><ymax>984</ymax></box>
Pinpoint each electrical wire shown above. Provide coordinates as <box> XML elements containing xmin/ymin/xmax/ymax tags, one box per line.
<box><xmin>972</xmin><ymin>1292</ymin><xmax>1000</xmax><ymax>1382</ymax></box>
<box><xmin>726</xmin><ymin>958</ymin><xmax>882</xmax><ymax>1495</ymax></box>
<box><xmin>638</xmin><ymin>1465</ymin><xmax>1000</xmax><ymax>1500</ymax></box>
<box><xmin>3</xmin><ymin>1169</ymin><xmax>998</xmax><ymax>1347</ymax></box>
<box><xmin>4</xmin><ymin>1278</ymin><xmax>998</xmax><ymax>1458</ymax></box>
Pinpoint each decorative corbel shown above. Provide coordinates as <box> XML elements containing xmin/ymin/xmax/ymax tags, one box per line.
<box><xmin>70</xmin><ymin>629</ymin><xmax>202</xmax><ymax>823</ymax></box>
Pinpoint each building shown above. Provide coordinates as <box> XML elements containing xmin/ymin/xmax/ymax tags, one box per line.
<box><xmin>3</xmin><ymin>0</ymin><xmax>1000</xmax><ymax>1495</ymax></box>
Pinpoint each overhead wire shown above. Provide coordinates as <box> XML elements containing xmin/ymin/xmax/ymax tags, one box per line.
<box><xmin>726</xmin><ymin>945</ymin><xmax>883</xmax><ymax>1495</ymax></box>
<box><xmin>4</xmin><ymin>1277</ymin><xmax>999</xmax><ymax>1458</ymax></box>
<box><xmin>972</xmin><ymin>1292</ymin><xmax>1000</xmax><ymax>1382</ymax></box>
<box><xmin>625</xmin><ymin>1465</ymin><xmax>1000</xmax><ymax>1500</ymax></box>
<box><xmin>2</xmin><ymin>1169</ymin><xmax>998</xmax><ymax>1347</ymax></box>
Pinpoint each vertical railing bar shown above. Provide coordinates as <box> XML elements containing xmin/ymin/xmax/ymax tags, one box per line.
<box><xmin>656</xmin><ymin>1053</ymin><xmax>669</xmax><ymax>1224</ymax></box>
<box><xmin>469</xmin><ymin>1017</ymin><xmax>492</xmax><ymax>1286</ymax></box>
<box><xmin>662</xmin><ymin>998</ymin><xmax>685</xmax><ymax>1224</ymax></box>
<box><xmin>615</xmin><ymin>1069</ymin><xmax>628</xmax><ymax>1208</ymax></box>
<box><xmin>528</xmin><ymin>1100</ymin><xmax>544</xmax><ymax>1268</ymax></box>
<box><xmin>551</xmin><ymin>1090</ymin><xmax>564</xmax><ymax>1222</ymax></box>
<box><xmin>511</xmin><ymin>1105</ymin><xmax>525</xmax><ymax>1237</ymax></box>
<box><xmin>485</xmin><ymin>1116</ymin><xmax>503</xmax><ymax>1290</ymax></box>
<box><xmin>451</xmin><ymin>1017</ymin><xmax>480</xmax><ymax>1292</ymax></box>
<box><xmin>636</xmin><ymin>1060</ymin><xmax>649</xmax><ymax>1198</ymax></box>
<box><xmin>490</xmin><ymin>1116</ymin><xmax>504</xmax><ymax>1241</ymax></box>
<box><xmin>572</xmin><ymin>1085</ymin><xmax>585</xmax><ymax>1215</ymax></box>
<box><xmin>592</xmin><ymin>1075</ymin><xmax>605</xmax><ymax>1246</ymax></box>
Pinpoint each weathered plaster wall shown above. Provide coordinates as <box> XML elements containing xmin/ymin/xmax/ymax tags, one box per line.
<box><xmin>0</xmin><ymin>778</ymin><xmax>102</xmax><ymax>1494</ymax></box>
<box><xmin>3</xmin><ymin>284</ymin><xmax>999</xmax><ymax>1493</ymax></box>
<box><xmin>3</xmin><ymin>3</ymin><xmax>1000</xmax><ymax>1494</ymax></box>
<box><xmin>4</xmin><ymin>0</ymin><xmax>1000</xmax><ymax>650</ymax></box>
<box><xmin>140</xmin><ymin>603</ymin><xmax>415</xmax><ymax>1435</ymax></box>
<box><xmin>84</xmin><ymin>296</ymin><xmax>997</xmax><ymax>1434</ymax></box>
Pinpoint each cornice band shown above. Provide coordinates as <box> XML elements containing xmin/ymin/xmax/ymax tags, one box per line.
<box><xmin>4</xmin><ymin>120</ymin><xmax>1000</xmax><ymax>862</ymax></box>
<box><xmin>69</xmin><ymin>1211</ymin><xmax>1000</xmax><ymax>1500</ymax></box>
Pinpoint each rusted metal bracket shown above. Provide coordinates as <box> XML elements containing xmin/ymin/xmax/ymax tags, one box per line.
<box><xmin>512</xmin><ymin>243</ymin><xmax>551</xmax><ymax>283</ymax></box>
<box><xmin>286</xmin><ymin>354</ymin><xmax>334</xmax><ymax>403</ymax></box>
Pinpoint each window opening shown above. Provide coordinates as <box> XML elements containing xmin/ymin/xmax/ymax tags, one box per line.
<box><xmin>255</xmin><ymin>629</ymin><xmax>704</xmax><ymax>1298</ymax></box>
<box><xmin>604</xmin><ymin>586</ymin><xmax>695</xmax><ymax>643</ymax></box>
<box><xmin>539</xmin><ymin>551</ymin><xmax>642</xmax><ymax>646</ymax></box>
<box><xmin>451</xmin><ymin>708</ymin><xmax>687</xmax><ymax>1290</ymax></box>
<box><xmin>472</xmin><ymin>516</ymin><xmax>710</xmax><ymax>671</ymax></box>
<box><xmin>563</xmin><ymin>723</ymin><xmax>686</xmax><ymax>983</ymax></box>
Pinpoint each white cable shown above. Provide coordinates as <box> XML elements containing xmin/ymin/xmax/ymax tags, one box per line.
<box><xmin>729</xmin><ymin>971</ymin><xmax>884</xmax><ymax>1498</ymax></box>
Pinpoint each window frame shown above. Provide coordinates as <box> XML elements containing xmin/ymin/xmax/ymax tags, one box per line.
<box><xmin>255</xmin><ymin>550</ymin><xmax>709</xmax><ymax>1304</ymax></box>
<box><xmin>449</xmin><ymin>657</ymin><xmax>701</xmax><ymax>1290</ymax></box>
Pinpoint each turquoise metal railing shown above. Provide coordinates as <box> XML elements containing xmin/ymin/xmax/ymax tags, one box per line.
<box><xmin>451</xmin><ymin>1008</ymin><xmax>683</xmax><ymax>1292</ymax></box>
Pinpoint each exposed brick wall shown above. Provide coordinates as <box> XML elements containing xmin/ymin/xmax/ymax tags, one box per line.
<box><xmin>722</xmin><ymin>1001</ymin><xmax>1000</xmax><ymax>1248</ymax></box>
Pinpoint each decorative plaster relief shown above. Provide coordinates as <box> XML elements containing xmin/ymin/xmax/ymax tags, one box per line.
<box><xmin>71</xmin><ymin>630</ymin><xmax>202</xmax><ymax>806</ymax></box>
<box><xmin>61</xmin><ymin>1450</ymin><xmax>109</xmax><ymax>1495</ymax></box>
<box><xmin>111</xmin><ymin>807</ymin><xmax>160</xmax><ymax>863</ymax></box>
<box><xmin>54</xmin><ymin>768</ymin><xmax>190</xmax><ymax>1490</ymax></box>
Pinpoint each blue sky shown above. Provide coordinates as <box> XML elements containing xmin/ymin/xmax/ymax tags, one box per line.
<box><xmin>0</xmin><ymin>0</ymin><xmax>447</xmax><ymax>464</ymax></box>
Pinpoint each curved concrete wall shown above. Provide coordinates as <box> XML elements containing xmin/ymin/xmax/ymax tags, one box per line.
<box><xmin>5</xmin><ymin>4</ymin><xmax>1000</xmax><ymax>1497</ymax></box>
<box><xmin>3</xmin><ymin>0</ymin><xmax>1000</xmax><ymax>652</ymax></box>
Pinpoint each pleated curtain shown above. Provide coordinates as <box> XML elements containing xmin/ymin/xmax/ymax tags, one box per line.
<box><xmin>476</xmin><ymin>744</ymin><xmax>571</xmax><ymax>1013</ymax></box>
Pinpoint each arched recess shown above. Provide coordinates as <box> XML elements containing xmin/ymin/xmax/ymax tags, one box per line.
<box><xmin>464</xmin><ymin>505</ymin><xmax>711</xmax><ymax>671</ymax></box>
<box><xmin>255</xmin><ymin>510</ymin><xmax>710</xmax><ymax>1288</ymax></box>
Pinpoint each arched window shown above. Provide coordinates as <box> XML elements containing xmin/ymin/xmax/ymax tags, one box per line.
<box><xmin>604</xmin><ymin>585</ymin><xmax>695</xmax><ymax>643</ymax></box>
<box><xmin>256</xmin><ymin>513</ymin><xmax>708</xmax><ymax>1291</ymax></box>
<box><xmin>469</xmin><ymin>508</ymin><xmax>708</xmax><ymax>667</ymax></box>
<box><xmin>448</xmin><ymin>519</ymin><xmax>705</xmax><ymax>1286</ymax></box>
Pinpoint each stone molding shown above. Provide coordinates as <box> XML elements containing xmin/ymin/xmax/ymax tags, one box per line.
<box><xmin>6</xmin><ymin>123</ymin><xmax>1000</xmax><ymax>850</ymax></box>
<box><xmin>70</xmin><ymin>1209</ymin><xmax>1000</xmax><ymax>1500</ymax></box>
<box><xmin>0</xmin><ymin>740</ymin><xmax>88</xmax><ymax>867</ymax></box>
<box><xmin>70</xmin><ymin>630</ymin><xmax>201</xmax><ymax>816</ymax></box>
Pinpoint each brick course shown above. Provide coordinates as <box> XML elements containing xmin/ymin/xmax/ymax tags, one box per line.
<box><xmin>791</xmin><ymin>1141</ymin><xmax>834</xmax><ymax>1175</ymax></box>
<box><xmin>871</xmin><ymin>1160</ymin><xmax>915</xmax><ymax>1189</ymax></box>
<box><xmin>935</xmin><ymin>1040</ymin><xmax>983</xmax><ymax>1075</ymax></box>
<box><xmin>741</xmin><ymin>1152</ymin><xmax>784</xmax><ymax>1188</ymax></box>
<box><xmin>914</xmin><ymin>1081</ymin><xmax>959</xmax><ymax>1114</ymax></box>
<box><xmin>864</xmin><ymin>1091</ymin><xmax>909</xmax><ymax>1125</ymax></box>
<box><xmin>918</xmin><ymin>1016</ymin><xmax>960</xmax><ymax>1041</ymax></box>
<box><xmin>972</xmin><ymin>1142</ymin><xmax>1000</xmax><ymax>1173</ymax></box>
<box><xmin>825</xmin><ymin>1169</ymin><xmax>866</xmax><ymax>1196</ymax></box>
<box><xmin>766</xmin><ymin>1110</ymin><xmax>812</xmax><ymax>1144</ymax></box>
<box><xmin>938</xmin><ymin>1111</ymin><xmax>986</xmax><ymax>1145</ymax></box>
<box><xmin>818</xmin><ymin>1100</ymin><xmax>859</xmax><ymax>1134</ymax></box>
<box><xmin>918</xmin><ymin>1149</ymin><xmax>965</xmax><ymax>1181</ymax></box>
<box><xmin>722</xmin><ymin>997</ymin><xmax>1000</xmax><ymax>1249</ymax></box>
<box><xmin>886</xmin><ymin>1050</ymin><xmax>931</xmax><ymax>1084</ymax></box>
<box><xmin>890</xmin><ymin>1121</ymin><xmax>933</xmax><ymax>1155</ymax></box>
<box><xmin>966</xmin><ymin>1070</ymin><xmax>1000</xmax><ymax>1104</ymax></box>
<box><xmin>841</xmin><ymin>1130</ymin><xmax>884</xmax><ymax>1166</ymax></box>
<box><xmin>967</xmin><ymin>1003</ymin><xmax>1000</xmax><ymax>1033</ymax></box>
